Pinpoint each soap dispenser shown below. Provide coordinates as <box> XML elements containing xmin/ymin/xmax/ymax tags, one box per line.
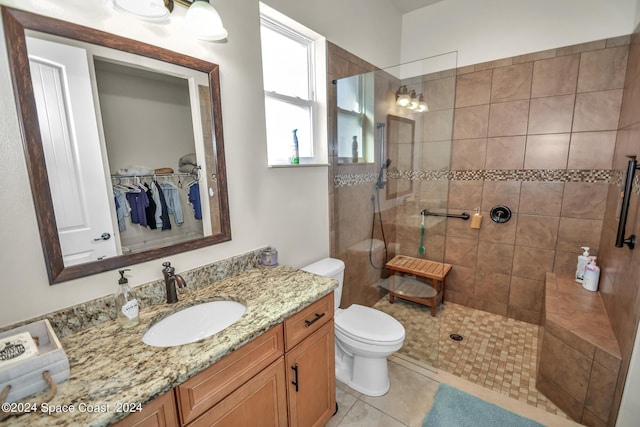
<box><xmin>575</xmin><ymin>246</ymin><xmax>590</xmax><ymax>284</ymax></box>
<box><xmin>583</xmin><ymin>257</ymin><xmax>600</xmax><ymax>292</ymax></box>
<box><xmin>115</xmin><ymin>269</ymin><xmax>139</xmax><ymax>329</ymax></box>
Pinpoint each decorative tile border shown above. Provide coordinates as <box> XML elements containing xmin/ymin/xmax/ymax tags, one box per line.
<box><xmin>334</xmin><ymin>172</ymin><xmax>380</xmax><ymax>187</ymax></box>
<box><xmin>334</xmin><ymin>169</ymin><xmax>637</xmax><ymax>189</ymax></box>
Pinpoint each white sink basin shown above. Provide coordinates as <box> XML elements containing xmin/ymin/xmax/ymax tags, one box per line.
<box><xmin>142</xmin><ymin>301</ymin><xmax>246</xmax><ymax>347</ymax></box>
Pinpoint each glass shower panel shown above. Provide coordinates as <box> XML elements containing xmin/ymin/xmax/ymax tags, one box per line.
<box><xmin>333</xmin><ymin>51</ymin><xmax>457</xmax><ymax>371</ymax></box>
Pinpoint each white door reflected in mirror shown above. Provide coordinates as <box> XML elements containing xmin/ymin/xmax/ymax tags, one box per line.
<box><xmin>28</xmin><ymin>37</ymin><xmax>118</xmax><ymax>266</ymax></box>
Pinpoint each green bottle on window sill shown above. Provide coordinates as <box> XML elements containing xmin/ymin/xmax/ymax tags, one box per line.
<box><xmin>291</xmin><ymin>129</ymin><xmax>300</xmax><ymax>165</ymax></box>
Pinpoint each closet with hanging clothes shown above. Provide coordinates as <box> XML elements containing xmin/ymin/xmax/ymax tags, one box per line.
<box><xmin>110</xmin><ymin>169</ymin><xmax>204</xmax><ymax>253</ymax></box>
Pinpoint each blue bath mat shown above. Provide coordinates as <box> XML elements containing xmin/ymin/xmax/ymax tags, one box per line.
<box><xmin>422</xmin><ymin>384</ymin><xmax>545</xmax><ymax>427</ymax></box>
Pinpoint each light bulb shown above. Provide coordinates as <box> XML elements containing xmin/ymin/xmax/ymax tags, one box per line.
<box><xmin>408</xmin><ymin>90</ymin><xmax>418</xmax><ymax>110</ymax></box>
<box><xmin>417</xmin><ymin>94</ymin><xmax>428</xmax><ymax>112</ymax></box>
<box><xmin>184</xmin><ymin>0</ymin><xmax>228</xmax><ymax>41</ymax></box>
<box><xmin>395</xmin><ymin>85</ymin><xmax>410</xmax><ymax>107</ymax></box>
<box><xmin>397</xmin><ymin>94</ymin><xmax>410</xmax><ymax>107</ymax></box>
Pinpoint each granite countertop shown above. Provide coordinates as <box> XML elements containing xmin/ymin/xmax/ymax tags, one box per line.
<box><xmin>1</xmin><ymin>265</ymin><xmax>336</xmax><ymax>426</ymax></box>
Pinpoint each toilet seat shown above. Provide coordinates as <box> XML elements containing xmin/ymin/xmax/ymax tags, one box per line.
<box><xmin>335</xmin><ymin>304</ymin><xmax>405</xmax><ymax>346</ymax></box>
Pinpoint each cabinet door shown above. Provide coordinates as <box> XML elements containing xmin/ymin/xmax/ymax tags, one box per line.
<box><xmin>285</xmin><ymin>320</ymin><xmax>336</xmax><ymax>427</ymax></box>
<box><xmin>112</xmin><ymin>390</ymin><xmax>179</xmax><ymax>427</ymax></box>
<box><xmin>188</xmin><ymin>357</ymin><xmax>287</xmax><ymax>427</ymax></box>
<box><xmin>177</xmin><ymin>324</ymin><xmax>284</xmax><ymax>424</ymax></box>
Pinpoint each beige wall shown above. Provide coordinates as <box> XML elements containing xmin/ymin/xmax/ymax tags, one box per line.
<box><xmin>263</xmin><ymin>0</ymin><xmax>402</xmax><ymax>69</ymax></box>
<box><xmin>0</xmin><ymin>0</ymin><xmax>334</xmax><ymax>326</ymax></box>
<box><xmin>401</xmin><ymin>0</ymin><xmax>637</xmax><ymax>68</ymax></box>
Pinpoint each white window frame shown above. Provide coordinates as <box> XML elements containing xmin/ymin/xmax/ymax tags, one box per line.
<box><xmin>337</xmin><ymin>74</ymin><xmax>365</xmax><ymax>163</ymax></box>
<box><xmin>260</xmin><ymin>3</ymin><xmax>327</xmax><ymax>167</ymax></box>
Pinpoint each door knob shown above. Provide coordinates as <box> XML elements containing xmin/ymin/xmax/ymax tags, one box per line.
<box><xmin>94</xmin><ymin>233</ymin><xmax>111</xmax><ymax>241</ymax></box>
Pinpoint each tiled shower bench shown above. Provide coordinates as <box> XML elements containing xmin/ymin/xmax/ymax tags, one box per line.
<box><xmin>537</xmin><ymin>272</ymin><xmax>621</xmax><ymax>426</ymax></box>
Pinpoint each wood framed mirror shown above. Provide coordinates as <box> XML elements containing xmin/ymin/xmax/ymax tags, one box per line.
<box><xmin>2</xmin><ymin>6</ymin><xmax>231</xmax><ymax>284</ymax></box>
<box><xmin>385</xmin><ymin>114</ymin><xmax>415</xmax><ymax>200</ymax></box>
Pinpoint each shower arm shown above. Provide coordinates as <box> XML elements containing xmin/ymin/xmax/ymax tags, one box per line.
<box><xmin>421</xmin><ymin>209</ymin><xmax>470</xmax><ymax>220</ymax></box>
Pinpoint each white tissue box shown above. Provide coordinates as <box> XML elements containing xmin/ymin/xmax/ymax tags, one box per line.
<box><xmin>0</xmin><ymin>319</ymin><xmax>70</xmax><ymax>403</ymax></box>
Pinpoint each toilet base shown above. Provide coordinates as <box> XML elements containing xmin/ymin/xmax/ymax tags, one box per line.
<box><xmin>335</xmin><ymin>348</ymin><xmax>391</xmax><ymax>396</ymax></box>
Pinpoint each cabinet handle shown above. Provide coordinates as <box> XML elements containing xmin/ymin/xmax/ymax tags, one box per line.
<box><xmin>291</xmin><ymin>363</ymin><xmax>299</xmax><ymax>392</ymax></box>
<box><xmin>304</xmin><ymin>312</ymin><xmax>325</xmax><ymax>327</ymax></box>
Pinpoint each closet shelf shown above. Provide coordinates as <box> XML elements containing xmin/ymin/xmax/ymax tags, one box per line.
<box><xmin>111</xmin><ymin>173</ymin><xmax>194</xmax><ymax>179</ymax></box>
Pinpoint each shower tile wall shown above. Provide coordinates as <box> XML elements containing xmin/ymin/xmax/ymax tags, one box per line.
<box><xmin>595</xmin><ymin>31</ymin><xmax>640</xmax><ymax>426</ymax></box>
<box><xmin>445</xmin><ymin>36</ymin><xmax>629</xmax><ymax>324</ymax></box>
<box><xmin>328</xmin><ymin>30</ymin><xmax>640</xmax><ymax>427</ymax></box>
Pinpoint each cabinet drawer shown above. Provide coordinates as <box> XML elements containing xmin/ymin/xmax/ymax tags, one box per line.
<box><xmin>284</xmin><ymin>292</ymin><xmax>333</xmax><ymax>352</ymax></box>
<box><xmin>176</xmin><ymin>324</ymin><xmax>284</xmax><ymax>425</ymax></box>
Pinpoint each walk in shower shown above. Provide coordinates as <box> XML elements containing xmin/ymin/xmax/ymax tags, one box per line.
<box><xmin>329</xmin><ymin>49</ymin><xmax>458</xmax><ymax>369</ymax></box>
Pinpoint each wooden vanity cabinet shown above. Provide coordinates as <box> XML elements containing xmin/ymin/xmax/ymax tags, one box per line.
<box><xmin>186</xmin><ymin>357</ymin><xmax>288</xmax><ymax>427</ymax></box>
<box><xmin>114</xmin><ymin>292</ymin><xmax>335</xmax><ymax>427</ymax></box>
<box><xmin>176</xmin><ymin>324</ymin><xmax>285</xmax><ymax>425</ymax></box>
<box><xmin>111</xmin><ymin>389</ymin><xmax>179</xmax><ymax>427</ymax></box>
<box><xmin>285</xmin><ymin>321</ymin><xmax>335</xmax><ymax>427</ymax></box>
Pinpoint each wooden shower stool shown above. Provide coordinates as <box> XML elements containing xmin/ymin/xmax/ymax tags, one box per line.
<box><xmin>385</xmin><ymin>255</ymin><xmax>452</xmax><ymax>316</ymax></box>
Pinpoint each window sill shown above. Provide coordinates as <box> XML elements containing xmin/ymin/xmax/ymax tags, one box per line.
<box><xmin>268</xmin><ymin>162</ymin><xmax>329</xmax><ymax>168</ymax></box>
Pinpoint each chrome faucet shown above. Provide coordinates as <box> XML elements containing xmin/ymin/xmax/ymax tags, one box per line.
<box><xmin>162</xmin><ymin>261</ymin><xmax>187</xmax><ymax>304</ymax></box>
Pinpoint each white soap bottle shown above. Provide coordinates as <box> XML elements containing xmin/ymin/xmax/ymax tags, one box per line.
<box><xmin>575</xmin><ymin>246</ymin><xmax>590</xmax><ymax>284</ymax></box>
<box><xmin>583</xmin><ymin>257</ymin><xmax>600</xmax><ymax>292</ymax></box>
<box><xmin>115</xmin><ymin>269</ymin><xmax>140</xmax><ymax>329</ymax></box>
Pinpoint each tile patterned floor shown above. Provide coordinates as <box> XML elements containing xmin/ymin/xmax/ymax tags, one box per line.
<box><xmin>371</xmin><ymin>295</ymin><xmax>567</xmax><ymax>417</ymax></box>
<box><xmin>328</xmin><ymin>357</ymin><xmax>580</xmax><ymax>427</ymax></box>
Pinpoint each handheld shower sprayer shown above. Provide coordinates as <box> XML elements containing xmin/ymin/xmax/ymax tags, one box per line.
<box><xmin>375</xmin><ymin>159</ymin><xmax>392</xmax><ymax>189</ymax></box>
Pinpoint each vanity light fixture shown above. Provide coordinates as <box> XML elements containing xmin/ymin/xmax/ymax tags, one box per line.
<box><xmin>183</xmin><ymin>0</ymin><xmax>228</xmax><ymax>41</ymax></box>
<box><xmin>408</xmin><ymin>90</ymin><xmax>419</xmax><ymax>110</ymax></box>
<box><xmin>111</xmin><ymin>0</ymin><xmax>227</xmax><ymax>41</ymax></box>
<box><xmin>395</xmin><ymin>85</ymin><xmax>410</xmax><ymax>107</ymax></box>
<box><xmin>417</xmin><ymin>94</ymin><xmax>429</xmax><ymax>112</ymax></box>
<box><xmin>395</xmin><ymin>85</ymin><xmax>428</xmax><ymax>113</ymax></box>
<box><xmin>112</xmin><ymin>0</ymin><xmax>171</xmax><ymax>21</ymax></box>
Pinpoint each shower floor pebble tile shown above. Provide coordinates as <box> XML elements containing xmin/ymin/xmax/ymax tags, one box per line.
<box><xmin>372</xmin><ymin>296</ymin><xmax>568</xmax><ymax>418</ymax></box>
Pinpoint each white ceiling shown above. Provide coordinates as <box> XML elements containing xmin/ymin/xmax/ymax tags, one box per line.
<box><xmin>387</xmin><ymin>0</ymin><xmax>445</xmax><ymax>14</ymax></box>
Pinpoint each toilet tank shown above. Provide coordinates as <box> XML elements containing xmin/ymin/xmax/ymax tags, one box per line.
<box><xmin>301</xmin><ymin>258</ymin><xmax>344</xmax><ymax>311</ymax></box>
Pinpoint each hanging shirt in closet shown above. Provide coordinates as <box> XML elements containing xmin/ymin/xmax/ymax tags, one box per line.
<box><xmin>113</xmin><ymin>187</ymin><xmax>130</xmax><ymax>231</ymax></box>
<box><xmin>126</xmin><ymin>188</ymin><xmax>149</xmax><ymax>227</ymax></box>
<box><xmin>143</xmin><ymin>183</ymin><xmax>157</xmax><ymax>230</ymax></box>
<box><xmin>149</xmin><ymin>182</ymin><xmax>163</xmax><ymax>228</ymax></box>
<box><xmin>188</xmin><ymin>183</ymin><xmax>202</xmax><ymax>220</ymax></box>
<box><xmin>153</xmin><ymin>181</ymin><xmax>171</xmax><ymax>230</ymax></box>
<box><xmin>159</xmin><ymin>181</ymin><xmax>184</xmax><ymax>225</ymax></box>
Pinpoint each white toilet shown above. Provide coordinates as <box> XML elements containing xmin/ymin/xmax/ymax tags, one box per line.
<box><xmin>302</xmin><ymin>258</ymin><xmax>405</xmax><ymax>396</ymax></box>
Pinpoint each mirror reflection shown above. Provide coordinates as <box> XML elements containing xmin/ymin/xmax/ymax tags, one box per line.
<box><xmin>3</xmin><ymin>7</ymin><xmax>231</xmax><ymax>283</ymax></box>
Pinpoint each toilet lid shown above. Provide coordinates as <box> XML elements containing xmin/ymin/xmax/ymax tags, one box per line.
<box><xmin>335</xmin><ymin>305</ymin><xmax>405</xmax><ymax>344</ymax></box>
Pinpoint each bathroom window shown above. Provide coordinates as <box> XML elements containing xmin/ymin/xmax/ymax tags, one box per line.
<box><xmin>336</xmin><ymin>74</ymin><xmax>374</xmax><ymax>164</ymax></box>
<box><xmin>337</xmin><ymin>75</ymin><xmax>364</xmax><ymax>163</ymax></box>
<box><xmin>260</xmin><ymin>7</ymin><xmax>327</xmax><ymax>166</ymax></box>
